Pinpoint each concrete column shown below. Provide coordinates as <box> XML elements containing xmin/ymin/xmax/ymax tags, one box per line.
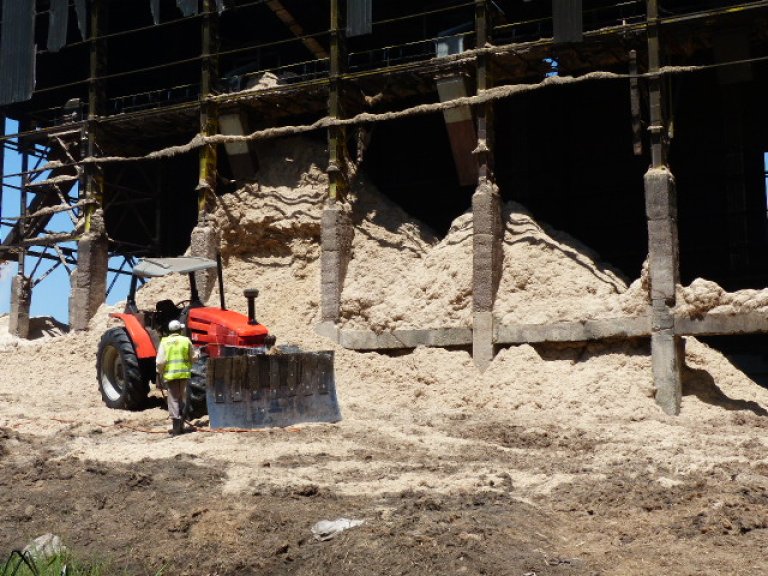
<box><xmin>644</xmin><ymin>168</ymin><xmax>682</xmax><ymax>414</ymax></box>
<box><xmin>190</xmin><ymin>219</ymin><xmax>219</xmax><ymax>301</ymax></box>
<box><xmin>320</xmin><ymin>205</ymin><xmax>352</xmax><ymax>323</ymax></box>
<box><xmin>471</xmin><ymin>0</ymin><xmax>501</xmax><ymax>371</ymax></box>
<box><xmin>70</xmin><ymin>210</ymin><xmax>108</xmax><ymax>331</ymax></box>
<box><xmin>9</xmin><ymin>274</ymin><xmax>31</xmax><ymax>338</ymax></box>
<box><xmin>319</xmin><ymin>0</ymin><xmax>352</xmax><ymax>326</ymax></box>
<box><xmin>472</xmin><ymin>183</ymin><xmax>502</xmax><ymax>370</ymax></box>
<box><xmin>644</xmin><ymin>0</ymin><xmax>682</xmax><ymax>415</ymax></box>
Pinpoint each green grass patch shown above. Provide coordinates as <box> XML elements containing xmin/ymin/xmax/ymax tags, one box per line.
<box><xmin>1</xmin><ymin>550</ymin><xmax>167</xmax><ymax>576</ymax></box>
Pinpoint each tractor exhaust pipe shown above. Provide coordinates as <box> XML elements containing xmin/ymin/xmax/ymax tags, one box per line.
<box><xmin>244</xmin><ymin>288</ymin><xmax>259</xmax><ymax>325</ymax></box>
<box><xmin>216</xmin><ymin>252</ymin><xmax>226</xmax><ymax>311</ymax></box>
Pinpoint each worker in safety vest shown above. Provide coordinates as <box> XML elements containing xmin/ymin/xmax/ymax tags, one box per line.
<box><xmin>156</xmin><ymin>319</ymin><xmax>194</xmax><ymax>436</ymax></box>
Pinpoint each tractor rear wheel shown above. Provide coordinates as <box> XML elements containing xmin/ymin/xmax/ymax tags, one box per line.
<box><xmin>97</xmin><ymin>327</ymin><xmax>149</xmax><ymax>410</ymax></box>
<box><xmin>187</xmin><ymin>356</ymin><xmax>208</xmax><ymax>420</ymax></box>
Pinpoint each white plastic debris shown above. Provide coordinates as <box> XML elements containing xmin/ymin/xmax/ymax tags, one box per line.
<box><xmin>311</xmin><ymin>518</ymin><xmax>365</xmax><ymax>541</ymax></box>
<box><xmin>22</xmin><ymin>533</ymin><xmax>67</xmax><ymax>560</ymax></box>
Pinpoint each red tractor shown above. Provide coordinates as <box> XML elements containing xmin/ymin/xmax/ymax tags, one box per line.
<box><xmin>96</xmin><ymin>256</ymin><xmax>276</xmax><ymax>419</ymax></box>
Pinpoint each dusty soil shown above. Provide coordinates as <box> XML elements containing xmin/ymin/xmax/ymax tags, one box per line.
<box><xmin>3</xmin><ymin>137</ymin><xmax>768</xmax><ymax>575</ymax></box>
<box><xmin>3</xmin><ymin>306</ymin><xmax>768</xmax><ymax>576</ymax></box>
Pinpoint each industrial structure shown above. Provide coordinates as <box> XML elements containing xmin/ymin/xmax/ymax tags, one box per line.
<box><xmin>1</xmin><ymin>0</ymin><xmax>768</xmax><ymax>415</ymax></box>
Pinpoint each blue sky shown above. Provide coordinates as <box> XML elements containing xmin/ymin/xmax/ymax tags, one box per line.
<box><xmin>0</xmin><ymin>120</ymin><xmax>130</xmax><ymax>323</ymax></box>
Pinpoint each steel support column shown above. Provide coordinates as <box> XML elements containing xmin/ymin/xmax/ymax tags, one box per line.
<box><xmin>327</xmin><ymin>0</ymin><xmax>346</xmax><ymax>206</ymax></box>
<box><xmin>472</xmin><ymin>0</ymin><xmax>502</xmax><ymax>370</ymax></box>
<box><xmin>70</xmin><ymin>0</ymin><xmax>108</xmax><ymax>331</ymax></box>
<box><xmin>191</xmin><ymin>0</ymin><xmax>221</xmax><ymax>301</ymax></box>
<box><xmin>629</xmin><ymin>49</ymin><xmax>642</xmax><ymax>156</ymax></box>
<box><xmin>321</xmin><ymin>0</ymin><xmax>352</xmax><ymax>324</ymax></box>
<box><xmin>0</xmin><ymin>115</ymin><xmax>4</xmax><ymax>225</ymax></box>
<box><xmin>644</xmin><ymin>0</ymin><xmax>683</xmax><ymax>414</ymax></box>
<box><xmin>198</xmin><ymin>0</ymin><xmax>219</xmax><ymax>219</ymax></box>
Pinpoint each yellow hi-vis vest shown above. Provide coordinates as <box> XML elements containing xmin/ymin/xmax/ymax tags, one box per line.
<box><xmin>160</xmin><ymin>334</ymin><xmax>192</xmax><ymax>381</ymax></box>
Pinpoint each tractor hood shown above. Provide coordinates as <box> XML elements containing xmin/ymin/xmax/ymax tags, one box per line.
<box><xmin>189</xmin><ymin>307</ymin><xmax>269</xmax><ymax>337</ymax></box>
<box><xmin>187</xmin><ymin>306</ymin><xmax>270</xmax><ymax>354</ymax></box>
<box><xmin>133</xmin><ymin>257</ymin><xmax>217</xmax><ymax>278</ymax></box>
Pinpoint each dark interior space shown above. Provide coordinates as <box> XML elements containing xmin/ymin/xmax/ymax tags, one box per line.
<box><xmin>218</xmin><ymin>0</ymin><xmax>330</xmax><ymax>89</ymax></box>
<box><xmin>494</xmin><ymin>77</ymin><xmax>649</xmax><ymax>281</ymax></box>
<box><xmin>104</xmin><ymin>152</ymin><xmax>198</xmax><ymax>259</ymax></box>
<box><xmin>362</xmin><ymin>107</ymin><xmax>473</xmax><ymax>236</ymax></box>
<box><xmin>104</xmin><ymin>1</ymin><xmax>202</xmax><ymax>113</ymax></box>
<box><xmin>158</xmin><ymin>152</ymin><xmax>200</xmax><ymax>257</ymax></box>
<box><xmin>699</xmin><ymin>335</ymin><xmax>768</xmax><ymax>387</ymax></box>
<box><xmin>346</xmin><ymin>0</ymin><xmax>475</xmax><ymax>71</ymax></box>
<box><xmin>671</xmin><ymin>64</ymin><xmax>768</xmax><ymax>290</ymax></box>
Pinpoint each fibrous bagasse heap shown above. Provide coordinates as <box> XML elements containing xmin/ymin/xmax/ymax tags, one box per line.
<box><xmin>676</xmin><ymin>277</ymin><xmax>768</xmax><ymax>318</ymax></box>
<box><xmin>1</xmin><ymin>136</ymin><xmax>768</xmax><ymax>507</ymax></box>
<box><xmin>341</xmin><ymin>199</ymin><xmax>649</xmax><ymax>330</ymax></box>
<box><xmin>189</xmin><ymin>136</ymin><xmax>651</xmax><ymax>331</ymax></box>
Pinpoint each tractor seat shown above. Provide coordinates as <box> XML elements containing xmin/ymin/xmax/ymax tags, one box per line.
<box><xmin>155</xmin><ymin>299</ymin><xmax>180</xmax><ymax>328</ymax></box>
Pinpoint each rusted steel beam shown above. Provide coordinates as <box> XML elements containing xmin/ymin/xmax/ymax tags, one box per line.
<box><xmin>199</xmin><ymin>0</ymin><xmax>219</xmax><ymax>218</ymax></box>
<box><xmin>266</xmin><ymin>0</ymin><xmax>329</xmax><ymax>60</ymax></box>
<box><xmin>19</xmin><ymin>147</ymin><xmax>29</xmax><ymax>273</ymax></box>
<box><xmin>328</xmin><ymin>0</ymin><xmax>347</xmax><ymax>203</ymax></box>
<box><xmin>84</xmin><ymin>0</ymin><xmax>106</xmax><ymax>234</ymax></box>
<box><xmin>647</xmin><ymin>0</ymin><xmax>664</xmax><ymax>169</ymax></box>
<box><xmin>629</xmin><ymin>49</ymin><xmax>642</xmax><ymax>156</ymax></box>
<box><xmin>475</xmin><ymin>0</ymin><xmax>494</xmax><ymax>183</ymax></box>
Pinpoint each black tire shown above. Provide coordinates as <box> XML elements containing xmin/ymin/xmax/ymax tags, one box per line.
<box><xmin>96</xmin><ymin>327</ymin><xmax>149</xmax><ymax>410</ymax></box>
<box><xmin>187</xmin><ymin>356</ymin><xmax>208</xmax><ymax>419</ymax></box>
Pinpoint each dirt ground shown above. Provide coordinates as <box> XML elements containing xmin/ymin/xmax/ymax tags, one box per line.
<box><xmin>3</xmin><ymin>139</ymin><xmax>768</xmax><ymax>575</ymax></box>
<box><xmin>2</xmin><ymin>312</ymin><xmax>768</xmax><ymax>576</ymax></box>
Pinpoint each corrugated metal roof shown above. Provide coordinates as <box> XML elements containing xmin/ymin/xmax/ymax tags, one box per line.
<box><xmin>0</xmin><ymin>0</ymin><xmax>36</xmax><ymax>106</ymax></box>
<box><xmin>347</xmin><ymin>0</ymin><xmax>372</xmax><ymax>37</ymax></box>
<box><xmin>74</xmin><ymin>0</ymin><xmax>88</xmax><ymax>40</ymax></box>
<box><xmin>176</xmin><ymin>0</ymin><xmax>199</xmax><ymax>18</ymax></box>
<box><xmin>151</xmin><ymin>0</ymin><xmax>161</xmax><ymax>25</ymax></box>
<box><xmin>48</xmin><ymin>0</ymin><xmax>70</xmax><ymax>53</ymax></box>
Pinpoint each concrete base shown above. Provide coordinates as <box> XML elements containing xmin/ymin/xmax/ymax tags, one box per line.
<box><xmin>317</xmin><ymin>316</ymin><xmax>652</xmax><ymax>352</ymax></box>
<box><xmin>315</xmin><ymin>322</ymin><xmax>472</xmax><ymax>350</ymax></box>
<box><xmin>69</xmin><ymin>235</ymin><xmax>109</xmax><ymax>331</ymax></box>
<box><xmin>314</xmin><ymin>321</ymin><xmax>339</xmax><ymax>342</ymax></box>
<box><xmin>190</xmin><ymin>223</ymin><xmax>219</xmax><ymax>301</ymax></box>
<box><xmin>317</xmin><ymin>309</ymin><xmax>768</xmax><ymax>349</ymax></box>
<box><xmin>320</xmin><ymin>206</ymin><xmax>352</xmax><ymax>323</ymax></box>
<box><xmin>473</xmin><ymin>311</ymin><xmax>495</xmax><ymax>371</ymax></box>
<box><xmin>497</xmin><ymin>314</ymin><xmax>652</xmax><ymax>344</ymax></box>
<box><xmin>675</xmin><ymin>311</ymin><xmax>768</xmax><ymax>335</ymax></box>
<box><xmin>9</xmin><ymin>274</ymin><xmax>31</xmax><ymax>339</ymax></box>
<box><xmin>651</xmin><ymin>329</ymin><xmax>683</xmax><ymax>415</ymax></box>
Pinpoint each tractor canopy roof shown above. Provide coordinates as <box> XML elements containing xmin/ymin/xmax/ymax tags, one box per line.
<box><xmin>132</xmin><ymin>257</ymin><xmax>217</xmax><ymax>278</ymax></box>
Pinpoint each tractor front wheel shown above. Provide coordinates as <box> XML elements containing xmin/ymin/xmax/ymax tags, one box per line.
<box><xmin>97</xmin><ymin>327</ymin><xmax>149</xmax><ymax>410</ymax></box>
<box><xmin>187</xmin><ymin>356</ymin><xmax>208</xmax><ymax>420</ymax></box>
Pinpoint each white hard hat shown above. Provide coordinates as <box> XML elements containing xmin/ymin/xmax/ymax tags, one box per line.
<box><xmin>168</xmin><ymin>320</ymin><xmax>184</xmax><ymax>332</ymax></box>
